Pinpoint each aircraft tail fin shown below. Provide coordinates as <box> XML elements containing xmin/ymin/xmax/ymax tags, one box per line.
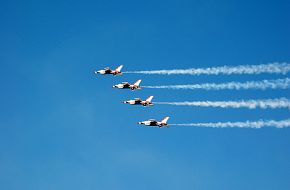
<box><xmin>116</xmin><ymin>65</ymin><xmax>123</xmax><ymax>72</ymax></box>
<box><xmin>134</xmin><ymin>79</ymin><xmax>142</xmax><ymax>86</ymax></box>
<box><xmin>161</xmin><ymin>117</ymin><xmax>170</xmax><ymax>124</ymax></box>
<box><xmin>146</xmin><ymin>96</ymin><xmax>154</xmax><ymax>102</ymax></box>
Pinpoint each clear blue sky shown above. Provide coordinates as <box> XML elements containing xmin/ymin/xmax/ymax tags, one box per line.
<box><xmin>1</xmin><ymin>0</ymin><xmax>290</xmax><ymax>189</ymax></box>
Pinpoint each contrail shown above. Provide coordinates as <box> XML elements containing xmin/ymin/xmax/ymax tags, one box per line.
<box><xmin>143</xmin><ymin>78</ymin><xmax>290</xmax><ymax>90</ymax></box>
<box><xmin>170</xmin><ymin>119</ymin><xmax>290</xmax><ymax>128</ymax></box>
<box><xmin>154</xmin><ymin>98</ymin><xmax>290</xmax><ymax>109</ymax></box>
<box><xmin>124</xmin><ymin>62</ymin><xmax>290</xmax><ymax>75</ymax></box>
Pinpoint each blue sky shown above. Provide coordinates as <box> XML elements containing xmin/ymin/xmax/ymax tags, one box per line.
<box><xmin>0</xmin><ymin>0</ymin><xmax>290</xmax><ymax>189</ymax></box>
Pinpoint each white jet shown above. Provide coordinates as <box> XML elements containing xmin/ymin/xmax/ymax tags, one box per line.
<box><xmin>95</xmin><ymin>65</ymin><xmax>123</xmax><ymax>76</ymax></box>
<box><xmin>137</xmin><ymin>117</ymin><xmax>170</xmax><ymax>128</ymax></box>
<box><xmin>123</xmin><ymin>96</ymin><xmax>154</xmax><ymax>107</ymax></box>
<box><xmin>113</xmin><ymin>80</ymin><xmax>142</xmax><ymax>91</ymax></box>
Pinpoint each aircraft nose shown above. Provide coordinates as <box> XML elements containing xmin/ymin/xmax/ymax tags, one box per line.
<box><xmin>123</xmin><ymin>101</ymin><xmax>128</xmax><ymax>104</ymax></box>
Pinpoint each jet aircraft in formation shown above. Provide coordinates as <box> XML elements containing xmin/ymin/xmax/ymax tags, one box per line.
<box><xmin>123</xmin><ymin>96</ymin><xmax>154</xmax><ymax>107</ymax></box>
<box><xmin>95</xmin><ymin>65</ymin><xmax>123</xmax><ymax>76</ymax></box>
<box><xmin>137</xmin><ymin>117</ymin><xmax>170</xmax><ymax>128</ymax></box>
<box><xmin>96</xmin><ymin>65</ymin><xmax>169</xmax><ymax>127</ymax></box>
<box><xmin>113</xmin><ymin>80</ymin><xmax>142</xmax><ymax>91</ymax></box>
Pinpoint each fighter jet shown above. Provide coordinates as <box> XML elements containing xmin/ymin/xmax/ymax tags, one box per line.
<box><xmin>95</xmin><ymin>65</ymin><xmax>123</xmax><ymax>76</ymax></box>
<box><xmin>137</xmin><ymin>117</ymin><xmax>170</xmax><ymax>128</ymax></box>
<box><xmin>123</xmin><ymin>96</ymin><xmax>154</xmax><ymax>106</ymax></box>
<box><xmin>113</xmin><ymin>80</ymin><xmax>142</xmax><ymax>91</ymax></box>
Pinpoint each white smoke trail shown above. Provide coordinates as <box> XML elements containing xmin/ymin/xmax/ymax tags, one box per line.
<box><xmin>143</xmin><ymin>78</ymin><xmax>290</xmax><ymax>90</ymax></box>
<box><xmin>124</xmin><ymin>62</ymin><xmax>290</xmax><ymax>75</ymax></box>
<box><xmin>170</xmin><ymin>119</ymin><xmax>290</xmax><ymax>128</ymax></box>
<box><xmin>154</xmin><ymin>98</ymin><xmax>290</xmax><ymax>109</ymax></box>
